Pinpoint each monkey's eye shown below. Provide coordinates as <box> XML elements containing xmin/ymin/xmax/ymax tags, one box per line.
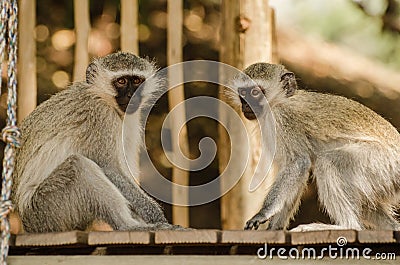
<box><xmin>116</xmin><ymin>77</ymin><xmax>128</xmax><ymax>87</ymax></box>
<box><xmin>133</xmin><ymin>77</ymin><xmax>143</xmax><ymax>85</ymax></box>
<box><xmin>251</xmin><ymin>88</ymin><xmax>261</xmax><ymax>97</ymax></box>
<box><xmin>238</xmin><ymin>89</ymin><xmax>247</xmax><ymax>97</ymax></box>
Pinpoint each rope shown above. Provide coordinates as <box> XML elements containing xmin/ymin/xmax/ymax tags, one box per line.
<box><xmin>0</xmin><ymin>0</ymin><xmax>19</xmax><ymax>264</ymax></box>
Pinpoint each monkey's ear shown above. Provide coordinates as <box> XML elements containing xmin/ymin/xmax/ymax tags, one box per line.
<box><xmin>281</xmin><ymin>72</ymin><xmax>297</xmax><ymax>97</ymax></box>
<box><xmin>86</xmin><ymin>62</ymin><xmax>98</xmax><ymax>84</ymax></box>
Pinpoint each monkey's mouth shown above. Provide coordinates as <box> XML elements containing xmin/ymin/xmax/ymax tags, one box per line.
<box><xmin>242</xmin><ymin>111</ymin><xmax>255</xmax><ymax>120</ymax></box>
<box><xmin>119</xmin><ymin>101</ymin><xmax>140</xmax><ymax>114</ymax></box>
<box><xmin>117</xmin><ymin>95</ymin><xmax>141</xmax><ymax>114</ymax></box>
<box><xmin>242</xmin><ymin>105</ymin><xmax>260</xmax><ymax>120</ymax></box>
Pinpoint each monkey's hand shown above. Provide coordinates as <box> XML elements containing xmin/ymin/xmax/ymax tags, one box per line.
<box><xmin>244</xmin><ymin>213</ymin><xmax>271</xmax><ymax>230</ymax></box>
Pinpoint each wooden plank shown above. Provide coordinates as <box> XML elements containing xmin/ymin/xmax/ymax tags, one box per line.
<box><xmin>10</xmin><ymin>211</ymin><xmax>23</xmax><ymax>235</ymax></box>
<box><xmin>155</xmin><ymin>230</ymin><xmax>218</xmax><ymax>244</ymax></box>
<box><xmin>73</xmin><ymin>0</ymin><xmax>90</xmax><ymax>81</ymax></box>
<box><xmin>291</xmin><ymin>230</ymin><xmax>357</xmax><ymax>245</ymax></box>
<box><xmin>15</xmin><ymin>231</ymin><xmax>87</xmax><ymax>246</ymax></box>
<box><xmin>219</xmin><ymin>0</ymin><xmax>274</xmax><ymax>230</ymax></box>
<box><xmin>120</xmin><ymin>0</ymin><xmax>138</xmax><ymax>54</ymax></box>
<box><xmin>269</xmin><ymin>7</ymin><xmax>279</xmax><ymax>64</ymax></box>
<box><xmin>7</xmin><ymin>255</ymin><xmax>396</xmax><ymax>265</ymax></box>
<box><xmin>18</xmin><ymin>0</ymin><xmax>37</xmax><ymax>120</ymax></box>
<box><xmin>357</xmin><ymin>230</ymin><xmax>395</xmax><ymax>243</ymax></box>
<box><xmin>88</xmin><ymin>231</ymin><xmax>151</xmax><ymax>245</ymax></box>
<box><xmin>167</xmin><ymin>0</ymin><xmax>189</xmax><ymax>227</ymax></box>
<box><xmin>221</xmin><ymin>230</ymin><xmax>286</xmax><ymax>244</ymax></box>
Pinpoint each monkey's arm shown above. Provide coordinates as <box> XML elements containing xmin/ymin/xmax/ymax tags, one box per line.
<box><xmin>245</xmin><ymin>157</ymin><xmax>311</xmax><ymax>230</ymax></box>
<box><xmin>103</xmin><ymin>168</ymin><xmax>168</xmax><ymax>224</ymax></box>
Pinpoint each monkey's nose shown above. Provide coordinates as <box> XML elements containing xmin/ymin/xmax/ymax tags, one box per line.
<box><xmin>127</xmin><ymin>87</ymin><xmax>137</xmax><ymax>98</ymax></box>
<box><xmin>243</xmin><ymin>105</ymin><xmax>253</xmax><ymax>112</ymax></box>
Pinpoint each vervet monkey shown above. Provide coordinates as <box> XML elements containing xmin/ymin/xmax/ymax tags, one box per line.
<box><xmin>13</xmin><ymin>52</ymin><xmax>176</xmax><ymax>232</ymax></box>
<box><xmin>227</xmin><ymin>62</ymin><xmax>400</xmax><ymax>230</ymax></box>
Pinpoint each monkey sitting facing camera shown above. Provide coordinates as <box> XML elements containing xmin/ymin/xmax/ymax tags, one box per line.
<box><xmin>12</xmin><ymin>52</ymin><xmax>177</xmax><ymax>232</ymax></box>
<box><xmin>227</xmin><ymin>62</ymin><xmax>400</xmax><ymax>231</ymax></box>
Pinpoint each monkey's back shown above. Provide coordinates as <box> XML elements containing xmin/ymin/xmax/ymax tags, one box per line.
<box><xmin>276</xmin><ymin>90</ymin><xmax>400</xmax><ymax>146</ymax></box>
<box><xmin>13</xmin><ymin>84</ymin><xmax>122</xmax><ymax>211</ymax></box>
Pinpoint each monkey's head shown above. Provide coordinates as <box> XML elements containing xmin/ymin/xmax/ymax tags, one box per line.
<box><xmin>228</xmin><ymin>63</ymin><xmax>297</xmax><ymax>120</ymax></box>
<box><xmin>86</xmin><ymin>52</ymin><xmax>160</xmax><ymax>114</ymax></box>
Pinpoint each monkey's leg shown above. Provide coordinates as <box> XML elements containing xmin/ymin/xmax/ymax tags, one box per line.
<box><xmin>314</xmin><ymin>154</ymin><xmax>363</xmax><ymax>230</ymax></box>
<box><xmin>22</xmin><ymin>154</ymin><xmax>147</xmax><ymax>232</ymax></box>
<box><xmin>102</xmin><ymin>170</ymin><xmax>186</xmax><ymax>230</ymax></box>
<box><xmin>245</xmin><ymin>157</ymin><xmax>311</xmax><ymax>230</ymax></box>
<box><xmin>267</xmin><ymin>187</ymin><xmax>305</xmax><ymax>230</ymax></box>
<box><xmin>103</xmin><ymin>169</ymin><xmax>169</xmax><ymax>225</ymax></box>
<box><xmin>363</xmin><ymin>205</ymin><xmax>400</xmax><ymax>230</ymax></box>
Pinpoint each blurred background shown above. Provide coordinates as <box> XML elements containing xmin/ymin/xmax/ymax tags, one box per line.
<box><xmin>2</xmin><ymin>0</ymin><xmax>400</xmax><ymax>229</ymax></box>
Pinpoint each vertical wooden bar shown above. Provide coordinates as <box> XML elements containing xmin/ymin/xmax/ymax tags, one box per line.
<box><xmin>17</xmin><ymin>0</ymin><xmax>37</xmax><ymax>121</ymax></box>
<box><xmin>240</xmin><ymin>0</ymin><xmax>273</xmax><ymax>65</ymax></box>
<box><xmin>120</xmin><ymin>0</ymin><xmax>139</xmax><ymax>54</ymax></box>
<box><xmin>269</xmin><ymin>8</ymin><xmax>279</xmax><ymax>64</ymax></box>
<box><xmin>219</xmin><ymin>0</ymin><xmax>274</xmax><ymax>229</ymax></box>
<box><xmin>218</xmin><ymin>0</ymin><xmax>242</xmax><ymax>230</ymax></box>
<box><xmin>167</xmin><ymin>0</ymin><xmax>189</xmax><ymax>227</ymax></box>
<box><xmin>73</xmin><ymin>0</ymin><xmax>90</xmax><ymax>81</ymax></box>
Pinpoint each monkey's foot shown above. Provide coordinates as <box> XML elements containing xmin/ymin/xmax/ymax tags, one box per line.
<box><xmin>168</xmin><ymin>224</ymin><xmax>194</xmax><ymax>231</ymax></box>
<box><xmin>153</xmin><ymin>223</ymin><xmax>193</xmax><ymax>231</ymax></box>
<box><xmin>244</xmin><ymin>213</ymin><xmax>269</xmax><ymax>230</ymax></box>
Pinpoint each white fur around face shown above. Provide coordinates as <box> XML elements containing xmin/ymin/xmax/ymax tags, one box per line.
<box><xmin>90</xmin><ymin>66</ymin><xmax>158</xmax><ymax>97</ymax></box>
<box><xmin>227</xmin><ymin>77</ymin><xmax>288</xmax><ymax>112</ymax></box>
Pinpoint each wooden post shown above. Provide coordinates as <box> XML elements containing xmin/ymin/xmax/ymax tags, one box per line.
<box><xmin>219</xmin><ymin>0</ymin><xmax>275</xmax><ymax>229</ymax></box>
<box><xmin>167</xmin><ymin>0</ymin><xmax>189</xmax><ymax>227</ymax></box>
<box><xmin>17</xmin><ymin>0</ymin><xmax>37</xmax><ymax>121</ymax></box>
<box><xmin>73</xmin><ymin>0</ymin><xmax>90</xmax><ymax>82</ymax></box>
<box><xmin>120</xmin><ymin>0</ymin><xmax>139</xmax><ymax>54</ymax></box>
<box><xmin>269</xmin><ymin>8</ymin><xmax>279</xmax><ymax>64</ymax></box>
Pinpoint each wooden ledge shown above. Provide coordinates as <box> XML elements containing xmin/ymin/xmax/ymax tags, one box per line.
<box><xmin>15</xmin><ymin>231</ymin><xmax>87</xmax><ymax>247</ymax></box>
<box><xmin>221</xmin><ymin>230</ymin><xmax>286</xmax><ymax>244</ymax></box>
<box><xmin>357</xmin><ymin>230</ymin><xmax>395</xmax><ymax>243</ymax></box>
<box><xmin>290</xmin><ymin>230</ymin><xmax>357</xmax><ymax>245</ymax></box>
<box><xmin>155</xmin><ymin>229</ymin><xmax>218</xmax><ymax>244</ymax></box>
<box><xmin>88</xmin><ymin>231</ymin><xmax>151</xmax><ymax>245</ymax></box>
<box><xmin>10</xmin><ymin>229</ymin><xmax>400</xmax><ymax>247</ymax></box>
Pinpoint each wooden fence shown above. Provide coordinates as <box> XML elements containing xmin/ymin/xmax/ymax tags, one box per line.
<box><xmin>16</xmin><ymin>0</ymin><xmax>277</xmax><ymax>230</ymax></box>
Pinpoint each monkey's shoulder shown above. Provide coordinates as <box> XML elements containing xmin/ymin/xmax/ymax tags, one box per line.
<box><xmin>290</xmin><ymin>91</ymin><xmax>364</xmax><ymax>109</ymax></box>
<box><xmin>287</xmin><ymin>90</ymin><xmax>385</xmax><ymax>121</ymax></box>
<box><xmin>20</xmin><ymin>83</ymin><xmax>120</xmax><ymax>137</ymax></box>
<box><xmin>278</xmin><ymin>90</ymin><xmax>399</xmax><ymax>140</ymax></box>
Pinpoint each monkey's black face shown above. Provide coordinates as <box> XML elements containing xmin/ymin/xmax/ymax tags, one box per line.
<box><xmin>238</xmin><ymin>86</ymin><xmax>266</xmax><ymax>120</ymax></box>
<box><xmin>113</xmin><ymin>75</ymin><xmax>145</xmax><ymax>114</ymax></box>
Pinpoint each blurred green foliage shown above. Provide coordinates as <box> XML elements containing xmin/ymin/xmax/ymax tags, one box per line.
<box><xmin>272</xmin><ymin>0</ymin><xmax>400</xmax><ymax>70</ymax></box>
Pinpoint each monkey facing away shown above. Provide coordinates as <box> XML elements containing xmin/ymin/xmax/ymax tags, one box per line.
<box><xmin>227</xmin><ymin>62</ymin><xmax>400</xmax><ymax>231</ymax></box>
<box><xmin>13</xmin><ymin>52</ymin><xmax>177</xmax><ymax>232</ymax></box>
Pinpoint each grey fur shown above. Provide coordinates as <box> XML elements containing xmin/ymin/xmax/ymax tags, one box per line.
<box><xmin>12</xmin><ymin>52</ymin><xmax>176</xmax><ymax>232</ymax></box>
<box><xmin>227</xmin><ymin>62</ymin><xmax>400</xmax><ymax>231</ymax></box>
